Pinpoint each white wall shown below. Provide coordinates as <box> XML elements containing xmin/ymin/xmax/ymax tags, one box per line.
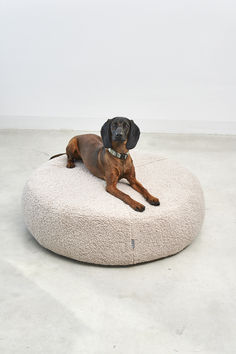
<box><xmin>0</xmin><ymin>0</ymin><xmax>236</xmax><ymax>133</ymax></box>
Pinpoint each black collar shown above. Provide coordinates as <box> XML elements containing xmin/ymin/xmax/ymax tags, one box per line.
<box><xmin>108</xmin><ymin>148</ymin><xmax>129</xmax><ymax>160</ymax></box>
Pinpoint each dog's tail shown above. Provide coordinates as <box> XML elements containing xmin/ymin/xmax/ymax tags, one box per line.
<box><xmin>49</xmin><ymin>153</ymin><xmax>66</xmax><ymax>160</ymax></box>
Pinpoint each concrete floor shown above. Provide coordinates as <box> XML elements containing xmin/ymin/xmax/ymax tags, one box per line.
<box><xmin>0</xmin><ymin>129</ymin><xmax>236</xmax><ymax>354</ymax></box>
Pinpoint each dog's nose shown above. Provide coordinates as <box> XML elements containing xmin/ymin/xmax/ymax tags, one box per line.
<box><xmin>115</xmin><ymin>128</ymin><xmax>123</xmax><ymax>138</ymax></box>
<box><xmin>116</xmin><ymin>132</ymin><xmax>122</xmax><ymax>137</ymax></box>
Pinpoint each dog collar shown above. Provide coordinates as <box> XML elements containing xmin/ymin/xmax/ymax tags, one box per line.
<box><xmin>108</xmin><ymin>148</ymin><xmax>129</xmax><ymax>160</ymax></box>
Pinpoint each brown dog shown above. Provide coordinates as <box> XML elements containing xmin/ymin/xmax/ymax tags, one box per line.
<box><xmin>50</xmin><ymin>117</ymin><xmax>160</xmax><ymax>212</ymax></box>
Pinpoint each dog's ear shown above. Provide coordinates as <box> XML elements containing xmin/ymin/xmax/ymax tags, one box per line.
<box><xmin>101</xmin><ymin>119</ymin><xmax>112</xmax><ymax>148</ymax></box>
<box><xmin>126</xmin><ymin>120</ymin><xmax>140</xmax><ymax>149</ymax></box>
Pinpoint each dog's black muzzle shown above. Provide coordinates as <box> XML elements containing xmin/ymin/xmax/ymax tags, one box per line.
<box><xmin>113</xmin><ymin>127</ymin><xmax>126</xmax><ymax>141</ymax></box>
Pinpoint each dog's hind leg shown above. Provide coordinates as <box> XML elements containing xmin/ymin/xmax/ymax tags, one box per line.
<box><xmin>66</xmin><ymin>137</ymin><xmax>82</xmax><ymax>168</ymax></box>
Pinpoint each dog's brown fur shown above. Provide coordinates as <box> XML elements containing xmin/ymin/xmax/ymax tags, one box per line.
<box><xmin>50</xmin><ymin>118</ymin><xmax>160</xmax><ymax>212</ymax></box>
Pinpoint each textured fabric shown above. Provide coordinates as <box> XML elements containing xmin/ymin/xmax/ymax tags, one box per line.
<box><xmin>22</xmin><ymin>152</ymin><xmax>205</xmax><ymax>265</ymax></box>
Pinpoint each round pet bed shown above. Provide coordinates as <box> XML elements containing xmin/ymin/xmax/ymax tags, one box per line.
<box><xmin>22</xmin><ymin>152</ymin><xmax>204</xmax><ymax>266</ymax></box>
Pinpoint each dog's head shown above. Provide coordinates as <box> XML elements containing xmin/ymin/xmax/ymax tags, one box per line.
<box><xmin>101</xmin><ymin>117</ymin><xmax>140</xmax><ymax>150</ymax></box>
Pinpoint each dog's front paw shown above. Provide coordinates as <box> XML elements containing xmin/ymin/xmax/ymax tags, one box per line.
<box><xmin>147</xmin><ymin>197</ymin><xmax>160</xmax><ymax>206</ymax></box>
<box><xmin>132</xmin><ymin>202</ymin><xmax>145</xmax><ymax>212</ymax></box>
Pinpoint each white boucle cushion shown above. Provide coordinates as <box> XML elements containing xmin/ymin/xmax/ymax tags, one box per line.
<box><xmin>22</xmin><ymin>152</ymin><xmax>205</xmax><ymax>266</ymax></box>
